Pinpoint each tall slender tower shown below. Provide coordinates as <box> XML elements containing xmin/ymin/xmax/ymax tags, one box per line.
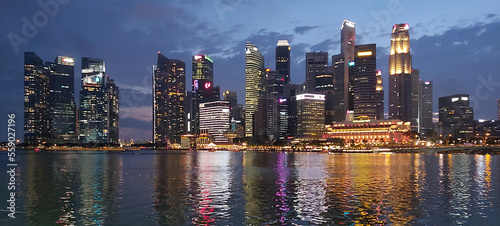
<box><xmin>48</xmin><ymin>56</ymin><xmax>77</xmax><ymax>143</ymax></box>
<box><xmin>276</xmin><ymin>40</ymin><xmax>291</xmax><ymax>84</ymax></box>
<box><xmin>79</xmin><ymin>57</ymin><xmax>108</xmax><ymax>144</ymax></box>
<box><xmin>333</xmin><ymin>20</ymin><xmax>356</xmax><ymax>122</ymax></box>
<box><xmin>389</xmin><ymin>23</ymin><xmax>414</xmax><ymax>123</ymax></box>
<box><xmin>341</xmin><ymin>20</ymin><xmax>356</xmax><ymax>115</ymax></box>
<box><xmin>419</xmin><ymin>80</ymin><xmax>433</xmax><ymax>134</ymax></box>
<box><xmin>191</xmin><ymin>54</ymin><xmax>214</xmax><ymax>135</ymax></box>
<box><xmin>24</xmin><ymin>52</ymin><xmax>50</xmax><ymax>145</ymax></box>
<box><xmin>376</xmin><ymin>70</ymin><xmax>384</xmax><ymax>120</ymax></box>
<box><xmin>153</xmin><ymin>52</ymin><xmax>185</xmax><ymax>145</ymax></box>
<box><xmin>352</xmin><ymin>44</ymin><xmax>377</xmax><ymax>119</ymax></box>
<box><xmin>244</xmin><ymin>41</ymin><xmax>265</xmax><ymax>137</ymax></box>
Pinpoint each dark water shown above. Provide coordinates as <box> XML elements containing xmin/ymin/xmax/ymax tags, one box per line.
<box><xmin>0</xmin><ymin>150</ymin><xmax>499</xmax><ymax>225</ymax></box>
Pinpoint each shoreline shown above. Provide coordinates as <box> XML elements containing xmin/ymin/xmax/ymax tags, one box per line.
<box><xmin>4</xmin><ymin>146</ymin><xmax>500</xmax><ymax>155</ymax></box>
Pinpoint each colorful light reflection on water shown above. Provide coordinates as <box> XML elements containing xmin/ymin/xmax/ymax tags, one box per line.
<box><xmin>0</xmin><ymin>151</ymin><xmax>499</xmax><ymax>225</ymax></box>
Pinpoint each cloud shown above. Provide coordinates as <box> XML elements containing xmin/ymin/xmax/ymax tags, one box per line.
<box><xmin>294</xmin><ymin>26</ymin><xmax>319</xmax><ymax>35</ymax></box>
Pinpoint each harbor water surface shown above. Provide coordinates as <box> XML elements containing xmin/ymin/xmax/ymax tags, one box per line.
<box><xmin>0</xmin><ymin>150</ymin><xmax>499</xmax><ymax>225</ymax></box>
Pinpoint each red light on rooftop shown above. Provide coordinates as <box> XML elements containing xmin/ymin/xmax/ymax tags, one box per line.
<box><xmin>158</xmin><ymin>51</ymin><xmax>161</xmax><ymax>54</ymax></box>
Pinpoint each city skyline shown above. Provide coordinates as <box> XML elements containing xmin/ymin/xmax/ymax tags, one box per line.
<box><xmin>2</xmin><ymin>1</ymin><xmax>500</xmax><ymax>141</ymax></box>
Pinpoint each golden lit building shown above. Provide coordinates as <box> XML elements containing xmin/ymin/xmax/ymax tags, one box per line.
<box><xmin>324</xmin><ymin>118</ymin><xmax>411</xmax><ymax>144</ymax></box>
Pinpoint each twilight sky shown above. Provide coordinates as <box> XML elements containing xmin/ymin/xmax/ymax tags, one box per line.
<box><xmin>2</xmin><ymin>0</ymin><xmax>500</xmax><ymax>141</ymax></box>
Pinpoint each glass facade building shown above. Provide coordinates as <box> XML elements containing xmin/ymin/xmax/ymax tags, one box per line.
<box><xmin>296</xmin><ymin>93</ymin><xmax>325</xmax><ymax>139</ymax></box>
<box><xmin>153</xmin><ymin>52</ymin><xmax>186</xmax><ymax>145</ymax></box>
<box><xmin>352</xmin><ymin>44</ymin><xmax>378</xmax><ymax>120</ymax></box>
<box><xmin>47</xmin><ymin>56</ymin><xmax>77</xmax><ymax>143</ymax></box>
<box><xmin>276</xmin><ymin>40</ymin><xmax>291</xmax><ymax>84</ymax></box>
<box><xmin>244</xmin><ymin>41</ymin><xmax>265</xmax><ymax>137</ymax></box>
<box><xmin>79</xmin><ymin>57</ymin><xmax>108</xmax><ymax>144</ymax></box>
<box><xmin>24</xmin><ymin>52</ymin><xmax>50</xmax><ymax>145</ymax></box>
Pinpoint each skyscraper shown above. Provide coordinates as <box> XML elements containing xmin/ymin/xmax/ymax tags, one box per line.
<box><xmin>419</xmin><ymin>80</ymin><xmax>433</xmax><ymax>134</ymax></box>
<box><xmin>411</xmin><ymin>69</ymin><xmax>420</xmax><ymax>131</ymax></box>
<box><xmin>498</xmin><ymin>99</ymin><xmax>500</xmax><ymax>120</ymax></box>
<box><xmin>153</xmin><ymin>52</ymin><xmax>186</xmax><ymax>145</ymax></box>
<box><xmin>276</xmin><ymin>40</ymin><xmax>291</xmax><ymax>84</ymax></box>
<box><xmin>24</xmin><ymin>52</ymin><xmax>50</xmax><ymax>145</ymax></box>
<box><xmin>266</xmin><ymin>69</ymin><xmax>287</xmax><ymax>140</ymax></box>
<box><xmin>305</xmin><ymin>52</ymin><xmax>328</xmax><ymax>93</ymax></box>
<box><xmin>376</xmin><ymin>70</ymin><xmax>384</xmax><ymax>120</ymax></box>
<box><xmin>315</xmin><ymin>70</ymin><xmax>334</xmax><ymax>125</ymax></box>
<box><xmin>389</xmin><ymin>24</ymin><xmax>414</xmax><ymax>124</ymax></box>
<box><xmin>333</xmin><ymin>20</ymin><xmax>356</xmax><ymax>122</ymax></box>
<box><xmin>191</xmin><ymin>54</ymin><xmax>215</xmax><ymax>135</ymax></box>
<box><xmin>352</xmin><ymin>44</ymin><xmax>378</xmax><ymax>119</ymax></box>
<box><xmin>439</xmin><ymin>94</ymin><xmax>474</xmax><ymax>141</ymax></box>
<box><xmin>79</xmin><ymin>57</ymin><xmax>108</xmax><ymax>144</ymax></box>
<box><xmin>47</xmin><ymin>56</ymin><xmax>77</xmax><ymax>143</ymax></box>
<box><xmin>244</xmin><ymin>41</ymin><xmax>265</xmax><ymax>137</ymax></box>
<box><xmin>296</xmin><ymin>94</ymin><xmax>325</xmax><ymax>139</ymax></box>
<box><xmin>107</xmin><ymin>78</ymin><xmax>119</xmax><ymax>145</ymax></box>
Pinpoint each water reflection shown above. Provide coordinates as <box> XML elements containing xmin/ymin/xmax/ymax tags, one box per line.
<box><xmin>1</xmin><ymin>151</ymin><xmax>499</xmax><ymax>225</ymax></box>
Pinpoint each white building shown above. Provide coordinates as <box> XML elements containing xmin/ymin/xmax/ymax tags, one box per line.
<box><xmin>200</xmin><ymin>101</ymin><xmax>230</xmax><ymax>143</ymax></box>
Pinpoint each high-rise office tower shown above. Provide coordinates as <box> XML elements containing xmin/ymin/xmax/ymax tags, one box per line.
<box><xmin>419</xmin><ymin>80</ymin><xmax>433</xmax><ymax>134</ymax></box>
<box><xmin>266</xmin><ymin>69</ymin><xmax>287</xmax><ymax>140</ymax></box>
<box><xmin>199</xmin><ymin>101</ymin><xmax>230</xmax><ymax>143</ymax></box>
<box><xmin>352</xmin><ymin>44</ymin><xmax>378</xmax><ymax>119</ymax></box>
<box><xmin>276</xmin><ymin>40</ymin><xmax>291</xmax><ymax>84</ymax></box>
<box><xmin>332</xmin><ymin>54</ymin><xmax>345</xmax><ymax>122</ymax></box>
<box><xmin>389</xmin><ymin>24</ymin><xmax>414</xmax><ymax>125</ymax></box>
<box><xmin>47</xmin><ymin>56</ymin><xmax>77</xmax><ymax>143</ymax></box>
<box><xmin>411</xmin><ymin>69</ymin><xmax>420</xmax><ymax>131</ymax></box>
<box><xmin>244</xmin><ymin>41</ymin><xmax>265</xmax><ymax>137</ymax></box>
<box><xmin>376</xmin><ymin>70</ymin><xmax>384</xmax><ymax>120</ymax></box>
<box><xmin>305</xmin><ymin>52</ymin><xmax>328</xmax><ymax>93</ymax></box>
<box><xmin>223</xmin><ymin>90</ymin><xmax>238</xmax><ymax>120</ymax></box>
<box><xmin>333</xmin><ymin>20</ymin><xmax>356</xmax><ymax>122</ymax></box>
<box><xmin>24</xmin><ymin>52</ymin><xmax>50</xmax><ymax>145</ymax></box>
<box><xmin>315</xmin><ymin>69</ymin><xmax>334</xmax><ymax>125</ymax></box>
<box><xmin>498</xmin><ymin>99</ymin><xmax>500</xmax><ymax>120</ymax></box>
<box><xmin>296</xmin><ymin>94</ymin><xmax>325</xmax><ymax>138</ymax></box>
<box><xmin>107</xmin><ymin>78</ymin><xmax>119</xmax><ymax>144</ymax></box>
<box><xmin>439</xmin><ymin>94</ymin><xmax>474</xmax><ymax>141</ymax></box>
<box><xmin>79</xmin><ymin>57</ymin><xmax>109</xmax><ymax>144</ymax></box>
<box><xmin>153</xmin><ymin>52</ymin><xmax>185</xmax><ymax>145</ymax></box>
<box><xmin>192</xmin><ymin>54</ymin><xmax>215</xmax><ymax>135</ymax></box>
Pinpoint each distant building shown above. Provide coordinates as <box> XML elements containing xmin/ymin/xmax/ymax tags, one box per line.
<box><xmin>439</xmin><ymin>94</ymin><xmax>474</xmax><ymax>141</ymax></box>
<box><xmin>497</xmin><ymin>99</ymin><xmax>500</xmax><ymax>120</ymax></box>
<box><xmin>107</xmin><ymin>78</ymin><xmax>119</xmax><ymax>144</ymax></box>
<box><xmin>47</xmin><ymin>56</ymin><xmax>78</xmax><ymax>144</ymax></box>
<box><xmin>79</xmin><ymin>57</ymin><xmax>109</xmax><ymax>144</ymax></box>
<box><xmin>376</xmin><ymin>70</ymin><xmax>384</xmax><ymax>120</ymax></box>
<box><xmin>191</xmin><ymin>54</ymin><xmax>216</xmax><ymax>135</ymax></box>
<box><xmin>24</xmin><ymin>52</ymin><xmax>50</xmax><ymax>145</ymax></box>
<box><xmin>305</xmin><ymin>52</ymin><xmax>328</xmax><ymax>93</ymax></box>
<box><xmin>315</xmin><ymin>71</ymin><xmax>334</xmax><ymax>125</ymax></box>
<box><xmin>266</xmin><ymin>70</ymin><xmax>287</xmax><ymax>140</ymax></box>
<box><xmin>325</xmin><ymin>119</ymin><xmax>411</xmax><ymax>144</ymax></box>
<box><xmin>276</xmin><ymin>40</ymin><xmax>291</xmax><ymax>84</ymax></box>
<box><xmin>153</xmin><ymin>52</ymin><xmax>185</xmax><ymax>145</ymax></box>
<box><xmin>474</xmin><ymin>120</ymin><xmax>500</xmax><ymax>144</ymax></box>
<box><xmin>419</xmin><ymin>80</ymin><xmax>433</xmax><ymax>134</ymax></box>
<box><xmin>389</xmin><ymin>24</ymin><xmax>417</xmax><ymax>127</ymax></box>
<box><xmin>296</xmin><ymin>94</ymin><xmax>325</xmax><ymax>139</ymax></box>
<box><xmin>244</xmin><ymin>41</ymin><xmax>265</xmax><ymax>137</ymax></box>
<box><xmin>352</xmin><ymin>44</ymin><xmax>378</xmax><ymax>120</ymax></box>
<box><xmin>199</xmin><ymin>101</ymin><xmax>230</xmax><ymax>143</ymax></box>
